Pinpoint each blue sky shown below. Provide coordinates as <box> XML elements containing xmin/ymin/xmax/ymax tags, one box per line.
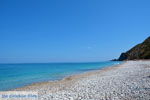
<box><xmin>0</xmin><ymin>0</ymin><xmax>150</xmax><ymax>63</ymax></box>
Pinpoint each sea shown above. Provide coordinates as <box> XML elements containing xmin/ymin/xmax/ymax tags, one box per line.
<box><xmin>0</xmin><ymin>61</ymin><xmax>122</xmax><ymax>90</ymax></box>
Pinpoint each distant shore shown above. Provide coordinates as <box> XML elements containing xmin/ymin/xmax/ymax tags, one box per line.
<box><xmin>15</xmin><ymin>61</ymin><xmax>150</xmax><ymax>100</ymax></box>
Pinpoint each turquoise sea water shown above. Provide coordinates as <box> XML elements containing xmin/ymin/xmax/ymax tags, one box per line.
<box><xmin>0</xmin><ymin>61</ymin><xmax>122</xmax><ymax>90</ymax></box>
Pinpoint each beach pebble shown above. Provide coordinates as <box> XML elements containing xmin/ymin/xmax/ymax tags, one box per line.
<box><xmin>17</xmin><ymin>61</ymin><xmax>150</xmax><ymax>100</ymax></box>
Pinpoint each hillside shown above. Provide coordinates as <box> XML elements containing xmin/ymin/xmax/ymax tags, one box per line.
<box><xmin>117</xmin><ymin>36</ymin><xmax>150</xmax><ymax>61</ymax></box>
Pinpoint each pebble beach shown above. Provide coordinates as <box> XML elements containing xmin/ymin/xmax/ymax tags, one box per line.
<box><xmin>15</xmin><ymin>61</ymin><xmax>150</xmax><ymax>100</ymax></box>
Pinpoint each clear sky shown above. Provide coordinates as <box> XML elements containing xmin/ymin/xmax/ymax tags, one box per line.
<box><xmin>0</xmin><ymin>0</ymin><xmax>150</xmax><ymax>63</ymax></box>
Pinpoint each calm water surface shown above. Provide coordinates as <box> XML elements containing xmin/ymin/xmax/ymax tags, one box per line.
<box><xmin>0</xmin><ymin>61</ymin><xmax>122</xmax><ymax>90</ymax></box>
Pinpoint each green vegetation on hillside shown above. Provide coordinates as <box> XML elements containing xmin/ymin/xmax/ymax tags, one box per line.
<box><xmin>118</xmin><ymin>36</ymin><xmax>150</xmax><ymax>61</ymax></box>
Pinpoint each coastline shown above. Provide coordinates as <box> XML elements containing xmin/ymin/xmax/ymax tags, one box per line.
<box><xmin>14</xmin><ymin>62</ymin><xmax>124</xmax><ymax>91</ymax></box>
<box><xmin>0</xmin><ymin>61</ymin><xmax>120</xmax><ymax>91</ymax></box>
<box><xmin>14</xmin><ymin>61</ymin><xmax>150</xmax><ymax>100</ymax></box>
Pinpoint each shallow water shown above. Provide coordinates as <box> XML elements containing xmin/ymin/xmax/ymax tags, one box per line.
<box><xmin>0</xmin><ymin>61</ymin><xmax>122</xmax><ymax>90</ymax></box>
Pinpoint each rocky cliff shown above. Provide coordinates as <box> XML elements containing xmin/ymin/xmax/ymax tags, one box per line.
<box><xmin>117</xmin><ymin>36</ymin><xmax>150</xmax><ymax>61</ymax></box>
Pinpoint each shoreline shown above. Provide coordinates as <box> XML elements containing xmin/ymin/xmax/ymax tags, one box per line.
<box><xmin>14</xmin><ymin>62</ymin><xmax>124</xmax><ymax>91</ymax></box>
<box><xmin>14</xmin><ymin>61</ymin><xmax>150</xmax><ymax>99</ymax></box>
